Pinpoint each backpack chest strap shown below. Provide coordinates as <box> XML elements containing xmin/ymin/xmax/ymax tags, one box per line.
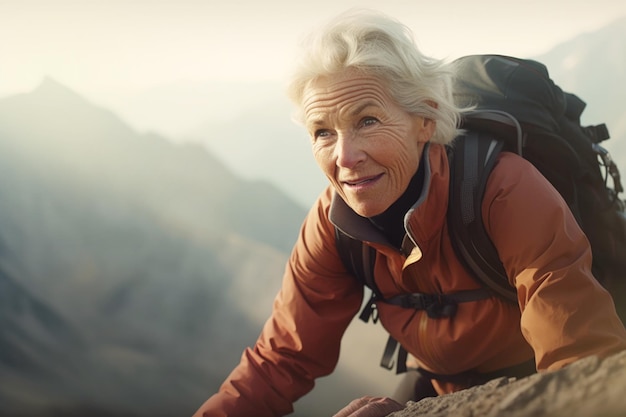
<box><xmin>359</xmin><ymin>288</ymin><xmax>492</xmax><ymax>324</ymax></box>
<box><xmin>385</xmin><ymin>288</ymin><xmax>492</xmax><ymax>318</ymax></box>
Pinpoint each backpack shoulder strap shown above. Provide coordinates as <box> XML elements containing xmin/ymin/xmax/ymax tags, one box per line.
<box><xmin>334</xmin><ymin>227</ymin><xmax>383</xmax><ymax>323</ymax></box>
<box><xmin>334</xmin><ymin>227</ymin><xmax>379</xmax><ymax>296</ymax></box>
<box><xmin>447</xmin><ymin>130</ymin><xmax>517</xmax><ymax>302</ymax></box>
<box><xmin>335</xmin><ymin>227</ymin><xmax>407</xmax><ymax>371</ymax></box>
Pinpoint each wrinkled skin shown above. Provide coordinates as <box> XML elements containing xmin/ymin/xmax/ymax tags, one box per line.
<box><xmin>302</xmin><ymin>70</ymin><xmax>435</xmax><ymax>217</ymax></box>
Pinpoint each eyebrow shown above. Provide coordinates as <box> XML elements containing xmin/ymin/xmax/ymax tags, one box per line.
<box><xmin>349</xmin><ymin>100</ymin><xmax>379</xmax><ymax>117</ymax></box>
<box><xmin>306</xmin><ymin>100</ymin><xmax>380</xmax><ymax>127</ymax></box>
<box><xmin>307</xmin><ymin>115</ymin><xmax>326</xmax><ymax>127</ymax></box>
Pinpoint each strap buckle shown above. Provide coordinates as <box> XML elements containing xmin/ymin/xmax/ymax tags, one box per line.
<box><xmin>393</xmin><ymin>293</ymin><xmax>458</xmax><ymax>318</ymax></box>
<box><xmin>359</xmin><ymin>292</ymin><xmax>380</xmax><ymax>323</ymax></box>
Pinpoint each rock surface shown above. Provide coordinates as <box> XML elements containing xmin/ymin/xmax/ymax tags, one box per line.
<box><xmin>389</xmin><ymin>350</ymin><xmax>626</xmax><ymax>417</ymax></box>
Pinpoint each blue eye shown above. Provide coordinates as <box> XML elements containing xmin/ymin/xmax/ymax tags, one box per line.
<box><xmin>361</xmin><ymin>117</ymin><xmax>379</xmax><ymax>127</ymax></box>
<box><xmin>314</xmin><ymin>129</ymin><xmax>331</xmax><ymax>139</ymax></box>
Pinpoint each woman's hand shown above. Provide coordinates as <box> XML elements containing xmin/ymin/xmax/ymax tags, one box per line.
<box><xmin>332</xmin><ymin>396</ymin><xmax>405</xmax><ymax>417</ymax></box>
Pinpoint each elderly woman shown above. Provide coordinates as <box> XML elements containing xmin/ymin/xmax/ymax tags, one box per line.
<box><xmin>193</xmin><ymin>9</ymin><xmax>626</xmax><ymax>417</ymax></box>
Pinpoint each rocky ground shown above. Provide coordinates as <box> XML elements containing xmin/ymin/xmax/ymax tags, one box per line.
<box><xmin>389</xmin><ymin>350</ymin><xmax>626</xmax><ymax>417</ymax></box>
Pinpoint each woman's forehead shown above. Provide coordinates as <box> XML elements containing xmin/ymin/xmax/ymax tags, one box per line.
<box><xmin>302</xmin><ymin>72</ymin><xmax>391</xmax><ymax>119</ymax></box>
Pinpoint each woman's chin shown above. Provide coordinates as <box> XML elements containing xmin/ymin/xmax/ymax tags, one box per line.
<box><xmin>346</xmin><ymin>198</ymin><xmax>388</xmax><ymax>218</ymax></box>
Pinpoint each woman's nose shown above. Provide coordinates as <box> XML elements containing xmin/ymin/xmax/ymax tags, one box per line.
<box><xmin>335</xmin><ymin>131</ymin><xmax>365</xmax><ymax>169</ymax></box>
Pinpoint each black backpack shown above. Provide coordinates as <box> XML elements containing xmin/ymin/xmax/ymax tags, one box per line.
<box><xmin>335</xmin><ymin>54</ymin><xmax>626</xmax><ymax>374</ymax></box>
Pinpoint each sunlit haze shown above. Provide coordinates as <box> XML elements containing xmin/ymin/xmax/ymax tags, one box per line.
<box><xmin>2</xmin><ymin>0</ymin><xmax>625</xmax><ymax>101</ymax></box>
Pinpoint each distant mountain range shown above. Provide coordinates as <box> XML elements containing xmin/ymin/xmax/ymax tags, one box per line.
<box><xmin>535</xmin><ymin>16</ymin><xmax>626</xmax><ymax>172</ymax></box>
<box><xmin>0</xmin><ymin>79</ymin><xmax>387</xmax><ymax>416</ymax></box>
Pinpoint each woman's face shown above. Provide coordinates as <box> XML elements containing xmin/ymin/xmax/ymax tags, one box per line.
<box><xmin>302</xmin><ymin>70</ymin><xmax>435</xmax><ymax>217</ymax></box>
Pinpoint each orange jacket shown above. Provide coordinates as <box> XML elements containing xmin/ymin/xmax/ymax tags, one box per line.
<box><xmin>193</xmin><ymin>143</ymin><xmax>626</xmax><ymax>416</ymax></box>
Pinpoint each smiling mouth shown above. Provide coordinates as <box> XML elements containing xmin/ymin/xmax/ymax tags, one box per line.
<box><xmin>343</xmin><ymin>173</ymin><xmax>383</xmax><ymax>187</ymax></box>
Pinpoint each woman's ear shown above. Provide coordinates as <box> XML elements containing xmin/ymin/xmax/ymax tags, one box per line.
<box><xmin>416</xmin><ymin>116</ymin><xmax>436</xmax><ymax>143</ymax></box>
<box><xmin>418</xmin><ymin>100</ymin><xmax>438</xmax><ymax>143</ymax></box>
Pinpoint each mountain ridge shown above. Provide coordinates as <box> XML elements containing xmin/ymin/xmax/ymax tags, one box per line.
<box><xmin>0</xmin><ymin>75</ymin><xmax>383</xmax><ymax>416</ymax></box>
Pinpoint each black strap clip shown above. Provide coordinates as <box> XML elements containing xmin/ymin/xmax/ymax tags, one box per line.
<box><xmin>389</xmin><ymin>293</ymin><xmax>459</xmax><ymax>318</ymax></box>
<box><xmin>424</xmin><ymin>295</ymin><xmax>458</xmax><ymax>318</ymax></box>
<box><xmin>359</xmin><ymin>292</ymin><xmax>380</xmax><ymax>323</ymax></box>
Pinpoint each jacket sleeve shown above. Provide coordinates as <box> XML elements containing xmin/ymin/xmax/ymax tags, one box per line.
<box><xmin>483</xmin><ymin>152</ymin><xmax>626</xmax><ymax>372</ymax></box>
<box><xmin>192</xmin><ymin>188</ymin><xmax>364</xmax><ymax>417</ymax></box>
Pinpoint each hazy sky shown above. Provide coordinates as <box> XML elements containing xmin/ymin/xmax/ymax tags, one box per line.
<box><xmin>2</xmin><ymin>0</ymin><xmax>626</xmax><ymax>103</ymax></box>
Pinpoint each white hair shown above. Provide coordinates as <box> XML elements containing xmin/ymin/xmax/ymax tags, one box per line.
<box><xmin>286</xmin><ymin>9</ymin><xmax>467</xmax><ymax>144</ymax></box>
